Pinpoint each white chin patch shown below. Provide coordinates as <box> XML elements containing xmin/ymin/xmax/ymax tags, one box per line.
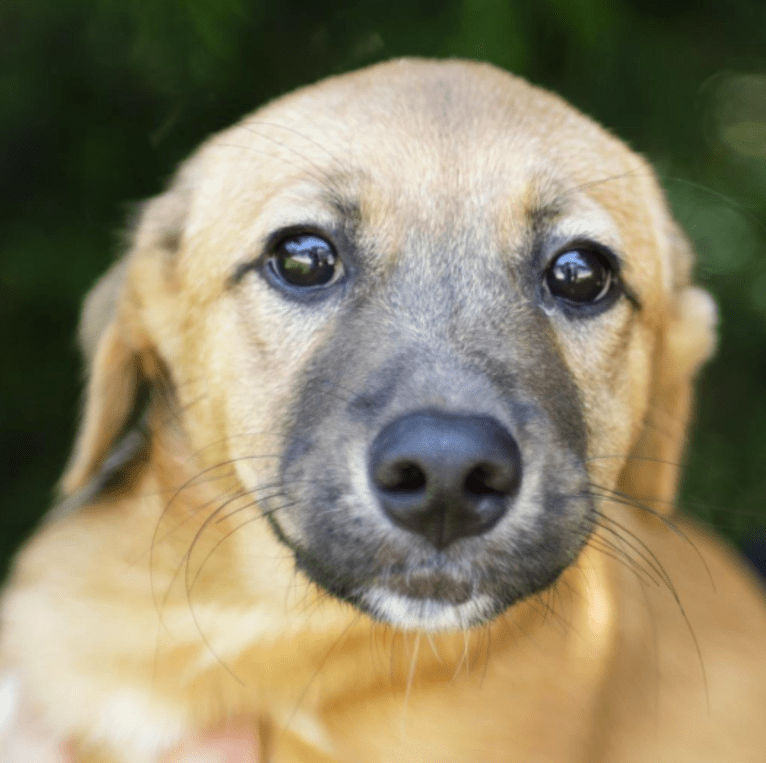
<box><xmin>361</xmin><ymin>587</ymin><xmax>496</xmax><ymax>631</ymax></box>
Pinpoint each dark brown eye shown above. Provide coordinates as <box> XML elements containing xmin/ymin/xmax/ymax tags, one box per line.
<box><xmin>271</xmin><ymin>234</ymin><xmax>340</xmax><ymax>288</ymax></box>
<box><xmin>545</xmin><ymin>248</ymin><xmax>612</xmax><ymax>304</ymax></box>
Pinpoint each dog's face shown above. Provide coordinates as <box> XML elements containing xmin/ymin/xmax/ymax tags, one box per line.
<box><xmin>66</xmin><ymin>59</ymin><xmax>716</xmax><ymax>633</ymax></box>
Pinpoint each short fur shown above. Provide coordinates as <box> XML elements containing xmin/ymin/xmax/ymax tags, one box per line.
<box><xmin>2</xmin><ymin>59</ymin><xmax>765</xmax><ymax>762</ymax></box>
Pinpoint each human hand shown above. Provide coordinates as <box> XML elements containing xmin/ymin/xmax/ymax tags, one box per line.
<box><xmin>160</xmin><ymin>726</ymin><xmax>260</xmax><ymax>763</ymax></box>
<box><xmin>9</xmin><ymin>729</ymin><xmax>259</xmax><ymax>763</ymax></box>
<box><xmin>1</xmin><ymin>674</ymin><xmax>259</xmax><ymax>763</ymax></box>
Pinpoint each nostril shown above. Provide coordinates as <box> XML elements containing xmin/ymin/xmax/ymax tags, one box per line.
<box><xmin>377</xmin><ymin>461</ymin><xmax>427</xmax><ymax>492</ymax></box>
<box><xmin>464</xmin><ymin>463</ymin><xmax>512</xmax><ymax>496</ymax></box>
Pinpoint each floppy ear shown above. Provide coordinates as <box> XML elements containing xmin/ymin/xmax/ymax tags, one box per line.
<box><xmin>617</xmin><ymin>225</ymin><xmax>717</xmax><ymax>515</ymax></box>
<box><xmin>59</xmin><ymin>183</ymin><xmax>190</xmax><ymax>498</ymax></box>
<box><xmin>59</xmin><ymin>259</ymin><xmax>145</xmax><ymax>496</ymax></box>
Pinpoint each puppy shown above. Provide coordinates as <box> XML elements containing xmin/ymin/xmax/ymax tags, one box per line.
<box><xmin>2</xmin><ymin>58</ymin><xmax>765</xmax><ymax>763</ymax></box>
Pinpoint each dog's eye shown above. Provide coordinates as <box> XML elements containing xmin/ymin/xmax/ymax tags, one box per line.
<box><xmin>545</xmin><ymin>248</ymin><xmax>613</xmax><ymax>304</ymax></box>
<box><xmin>270</xmin><ymin>234</ymin><xmax>341</xmax><ymax>288</ymax></box>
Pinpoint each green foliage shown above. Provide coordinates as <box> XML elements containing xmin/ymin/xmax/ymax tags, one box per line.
<box><xmin>2</xmin><ymin>0</ymin><xmax>766</xmax><ymax>572</ymax></box>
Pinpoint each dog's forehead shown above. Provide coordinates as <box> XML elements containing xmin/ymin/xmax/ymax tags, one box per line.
<box><xmin>183</xmin><ymin>59</ymin><xmax>668</xmax><ymax>296</ymax></box>
<box><xmin>200</xmin><ymin>60</ymin><xmax>631</xmax><ymax>206</ymax></box>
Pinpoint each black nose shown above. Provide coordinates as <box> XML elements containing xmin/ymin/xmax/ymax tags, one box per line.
<box><xmin>368</xmin><ymin>411</ymin><xmax>521</xmax><ymax>549</ymax></box>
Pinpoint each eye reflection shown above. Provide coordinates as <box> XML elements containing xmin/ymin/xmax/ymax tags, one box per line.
<box><xmin>272</xmin><ymin>234</ymin><xmax>340</xmax><ymax>288</ymax></box>
<box><xmin>545</xmin><ymin>249</ymin><xmax>612</xmax><ymax>304</ymax></box>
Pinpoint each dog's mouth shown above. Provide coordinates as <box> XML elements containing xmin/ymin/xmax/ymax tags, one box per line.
<box><xmin>359</xmin><ymin>572</ymin><xmax>487</xmax><ymax>631</ymax></box>
<box><xmin>380</xmin><ymin>571</ymin><xmax>473</xmax><ymax>604</ymax></box>
<box><xmin>359</xmin><ymin>582</ymin><xmax>496</xmax><ymax>631</ymax></box>
<box><xmin>281</xmin><ymin>527</ymin><xmax>505</xmax><ymax>630</ymax></box>
<box><xmin>277</xmin><ymin>494</ymin><xmax>586</xmax><ymax>631</ymax></box>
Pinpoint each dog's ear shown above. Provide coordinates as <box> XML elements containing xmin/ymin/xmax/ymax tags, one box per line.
<box><xmin>618</xmin><ymin>223</ymin><xmax>717</xmax><ymax>515</ymax></box>
<box><xmin>59</xmin><ymin>258</ymin><xmax>144</xmax><ymax>496</ymax></box>
<box><xmin>60</xmin><ymin>187</ymin><xmax>188</xmax><ymax>497</ymax></box>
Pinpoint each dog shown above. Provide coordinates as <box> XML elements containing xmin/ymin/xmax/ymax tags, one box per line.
<box><xmin>1</xmin><ymin>57</ymin><xmax>765</xmax><ymax>763</ymax></box>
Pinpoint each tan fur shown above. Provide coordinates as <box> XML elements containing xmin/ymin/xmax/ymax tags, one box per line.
<box><xmin>2</xmin><ymin>59</ymin><xmax>765</xmax><ymax>762</ymax></box>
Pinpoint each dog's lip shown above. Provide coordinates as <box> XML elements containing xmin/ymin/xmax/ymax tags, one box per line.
<box><xmin>378</xmin><ymin>572</ymin><xmax>473</xmax><ymax>604</ymax></box>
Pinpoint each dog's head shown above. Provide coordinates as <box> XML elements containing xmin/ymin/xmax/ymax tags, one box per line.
<box><xmin>60</xmin><ymin>59</ymin><xmax>716</xmax><ymax>631</ymax></box>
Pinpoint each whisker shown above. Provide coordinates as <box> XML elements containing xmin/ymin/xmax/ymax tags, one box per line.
<box><xmin>576</xmin><ymin>528</ymin><xmax>661</xmax><ymax>588</ymax></box>
<box><xmin>588</xmin><ymin>510</ymin><xmax>675</xmax><ymax>590</ymax></box>
<box><xmin>278</xmin><ymin>613</ymin><xmax>363</xmax><ymax>748</ymax></box>
<box><xmin>660</xmin><ymin>175</ymin><xmax>766</xmax><ymax>236</ymax></box>
<box><xmin>215</xmin><ymin>143</ymin><xmax>334</xmax><ymax>190</ymax></box>
<box><xmin>401</xmin><ymin>632</ymin><xmax>421</xmax><ymax>730</ymax></box>
<box><xmin>185</xmin><ymin>500</ymin><xmax>300</xmax><ymax>599</ymax></box>
<box><xmin>588</xmin><ymin>481</ymin><xmax>715</xmax><ymax>589</ymax></box>
<box><xmin>585</xmin><ymin>454</ymin><xmax>682</xmax><ymax>468</ymax></box>
<box><xmin>241</xmin><ymin>120</ymin><xmax>345</xmax><ymax>172</ymax></box>
<box><xmin>585</xmin><ymin>488</ymin><xmax>711</xmax><ymax>701</ymax></box>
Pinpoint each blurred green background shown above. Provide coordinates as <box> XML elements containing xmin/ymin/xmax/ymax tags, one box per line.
<box><xmin>2</xmin><ymin>0</ymin><xmax>766</xmax><ymax>576</ymax></box>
